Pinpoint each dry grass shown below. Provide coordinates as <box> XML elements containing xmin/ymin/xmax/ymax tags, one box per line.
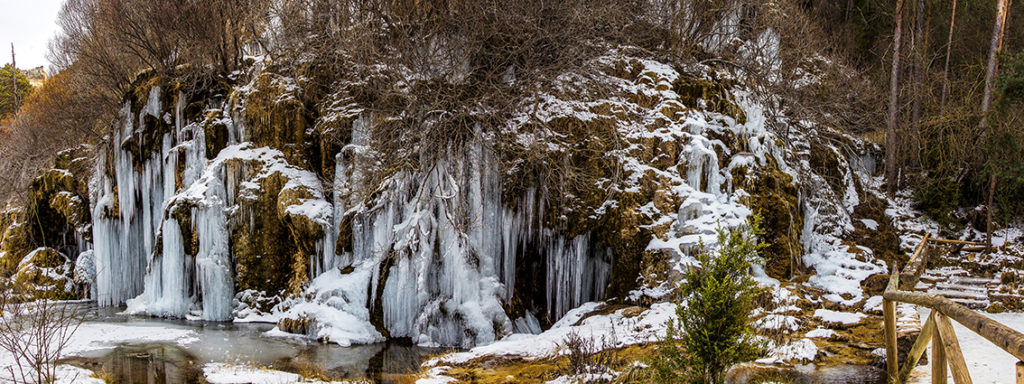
<box><xmin>408</xmin><ymin>343</ymin><xmax>664</xmax><ymax>384</ymax></box>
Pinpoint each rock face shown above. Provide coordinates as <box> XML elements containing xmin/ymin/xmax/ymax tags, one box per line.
<box><xmin>0</xmin><ymin>50</ymin><xmax>882</xmax><ymax>348</ymax></box>
<box><xmin>0</xmin><ymin>146</ymin><xmax>92</xmax><ymax>300</ymax></box>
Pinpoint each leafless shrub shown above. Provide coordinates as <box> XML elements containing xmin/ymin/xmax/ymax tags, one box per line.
<box><xmin>0</xmin><ymin>287</ymin><xmax>84</xmax><ymax>384</ymax></box>
<box><xmin>559</xmin><ymin>327</ymin><xmax>621</xmax><ymax>379</ymax></box>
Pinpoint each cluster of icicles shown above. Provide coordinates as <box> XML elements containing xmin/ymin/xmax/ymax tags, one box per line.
<box><xmin>78</xmin><ymin>86</ymin><xmax>615</xmax><ymax>346</ymax></box>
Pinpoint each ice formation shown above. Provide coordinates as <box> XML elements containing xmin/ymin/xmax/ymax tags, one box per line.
<box><xmin>85</xmin><ymin>71</ymin><xmax>615</xmax><ymax>346</ymax></box>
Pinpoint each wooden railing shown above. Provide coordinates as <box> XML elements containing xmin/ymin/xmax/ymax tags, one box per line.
<box><xmin>883</xmin><ymin>234</ymin><xmax>1024</xmax><ymax>384</ymax></box>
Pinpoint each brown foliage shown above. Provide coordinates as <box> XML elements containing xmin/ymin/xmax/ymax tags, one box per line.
<box><xmin>48</xmin><ymin>0</ymin><xmax>269</xmax><ymax>132</ymax></box>
<box><xmin>0</xmin><ymin>69</ymin><xmax>95</xmax><ymax>202</ymax></box>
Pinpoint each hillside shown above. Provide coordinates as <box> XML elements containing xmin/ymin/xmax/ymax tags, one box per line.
<box><xmin>0</xmin><ymin>1</ymin><xmax>1023</xmax><ymax>383</ymax></box>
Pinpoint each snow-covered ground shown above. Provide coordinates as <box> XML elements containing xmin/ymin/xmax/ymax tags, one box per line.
<box><xmin>426</xmin><ymin>302</ymin><xmax>676</xmax><ymax>366</ymax></box>
<box><xmin>419</xmin><ymin>303</ymin><xmax>676</xmax><ymax>384</ymax></box>
<box><xmin>203</xmin><ymin>363</ymin><xmax>362</xmax><ymax>384</ymax></box>
<box><xmin>907</xmin><ymin>308</ymin><xmax>1024</xmax><ymax>384</ymax></box>
<box><xmin>64</xmin><ymin>322</ymin><xmax>199</xmax><ymax>355</ymax></box>
<box><xmin>0</xmin><ymin>310</ymin><xmax>386</xmax><ymax>384</ymax></box>
<box><xmin>0</xmin><ymin>320</ymin><xmax>198</xmax><ymax>383</ymax></box>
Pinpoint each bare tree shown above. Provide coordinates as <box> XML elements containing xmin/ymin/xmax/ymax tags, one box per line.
<box><xmin>46</xmin><ymin>0</ymin><xmax>271</xmax><ymax>137</ymax></box>
<box><xmin>940</xmin><ymin>0</ymin><xmax>958</xmax><ymax>114</ymax></box>
<box><xmin>9</xmin><ymin>44</ymin><xmax>18</xmax><ymax>112</ymax></box>
<box><xmin>886</xmin><ymin>0</ymin><xmax>906</xmax><ymax>197</ymax></box>
<box><xmin>980</xmin><ymin>0</ymin><xmax>1011</xmax><ymax>251</ymax></box>
<box><xmin>908</xmin><ymin>0</ymin><xmax>926</xmax><ymax>171</ymax></box>
<box><xmin>980</xmin><ymin>0</ymin><xmax>1010</xmax><ymax>124</ymax></box>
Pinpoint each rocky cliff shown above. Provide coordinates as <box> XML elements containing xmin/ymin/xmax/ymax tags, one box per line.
<box><xmin>0</xmin><ymin>50</ymin><xmax>884</xmax><ymax>349</ymax></box>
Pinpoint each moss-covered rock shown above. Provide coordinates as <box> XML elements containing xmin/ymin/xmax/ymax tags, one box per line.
<box><xmin>13</xmin><ymin>247</ymin><xmax>79</xmax><ymax>300</ymax></box>
<box><xmin>0</xmin><ymin>145</ymin><xmax>93</xmax><ymax>299</ymax></box>
<box><xmin>244</xmin><ymin>73</ymin><xmax>312</xmax><ymax>164</ymax></box>
<box><xmin>808</xmin><ymin>147</ymin><xmax>844</xmax><ymax>197</ymax></box>
<box><xmin>26</xmin><ymin>160</ymin><xmax>92</xmax><ymax>258</ymax></box>
<box><xmin>122</xmin><ymin>69</ymin><xmax>233</xmax><ymax>164</ymax></box>
<box><xmin>0</xmin><ymin>207</ymin><xmax>31</xmax><ymax>275</ymax></box>
<box><xmin>672</xmin><ymin>75</ymin><xmax>746</xmax><ymax>124</ymax></box>
<box><xmin>231</xmin><ymin>167</ymin><xmax>326</xmax><ymax>303</ymax></box>
<box><xmin>203</xmin><ymin>117</ymin><xmax>229</xmax><ymax>159</ymax></box>
<box><xmin>850</xmin><ymin>194</ymin><xmax>902</xmax><ymax>268</ymax></box>
<box><xmin>735</xmin><ymin>163</ymin><xmax>804</xmax><ymax>280</ymax></box>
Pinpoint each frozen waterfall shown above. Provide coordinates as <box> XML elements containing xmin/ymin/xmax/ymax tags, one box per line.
<box><xmin>87</xmin><ymin>86</ymin><xmax>613</xmax><ymax>345</ymax></box>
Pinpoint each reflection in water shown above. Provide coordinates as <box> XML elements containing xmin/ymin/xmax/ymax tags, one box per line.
<box><xmin>729</xmin><ymin>363</ymin><xmax>888</xmax><ymax>384</ymax></box>
<box><xmin>66</xmin><ymin>305</ymin><xmax>441</xmax><ymax>383</ymax></box>
<box><xmin>83</xmin><ymin>344</ymin><xmax>203</xmax><ymax>384</ymax></box>
<box><xmin>68</xmin><ymin>337</ymin><xmax>439</xmax><ymax>383</ymax></box>
<box><xmin>364</xmin><ymin>344</ymin><xmax>439</xmax><ymax>383</ymax></box>
<box><xmin>275</xmin><ymin>343</ymin><xmax>440</xmax><ymax>383</ymax></box>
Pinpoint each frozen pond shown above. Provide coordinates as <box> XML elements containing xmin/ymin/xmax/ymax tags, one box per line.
<box><xmin>61</xmin><ymin>305</ymin><xmax>439</xmax><ymax>383</ymax></box>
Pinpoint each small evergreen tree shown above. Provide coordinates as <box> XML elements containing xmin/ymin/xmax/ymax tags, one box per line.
<box><xmin>652</xmin><ymin>215</ymin><xmax>767</xmax><ymax>384</ymax></box>
<box><xmin>0</xmin><ymin>64</ymin><xmax>34</xmax><ymax>122</ymax></box>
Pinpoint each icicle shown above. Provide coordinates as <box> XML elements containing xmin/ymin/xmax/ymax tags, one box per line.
<box><xmin>195</xmin><ymin>193</ymin><xmax>234</xmax><ymax>321</ymax></box>
<box><xmin>545</xmin><ymin>233</ymin><xmax>611</xmax><ymax>320</ymax></box>
<box><xmin>133</xmin><ymin>217</ymin><xmax>189</xmax><ymax>317</ymax></box>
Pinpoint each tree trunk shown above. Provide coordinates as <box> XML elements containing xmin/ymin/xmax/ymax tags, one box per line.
<box><xmin>986</xmin><ymin>173</ymin><xmax>996</xmax><ymax>252</ymax></box>
<box><xmin>10</xmin><ymin>43</ymin><xmax>18</xmax><ymax>112</ymax></box>
<box><xmin>887</xmin><ymin>0</ymin><xmax>906</xmax><ymax>197</ymax></box>
<box><xmin>940</xmin><ymin>0</ymin><xmax>958</xmax><ymax>114</ymax></box>
<box><xmin>980</xmin><ymin>0</ymin><xmax>1010</xmax><ymax>127</ymax></box>
<box><xmin>910</xmin><ymin>0</ymin><xmax>926</xmax><ymax>169</ymax></box>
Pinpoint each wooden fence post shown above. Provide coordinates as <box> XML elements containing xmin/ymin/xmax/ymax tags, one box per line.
<box><xmin>933</xmin><ymin>314</ymin><xmax>947</xmax><ymax>384</ymax></box>
<box><xmin>900</xmin><ymin>312</ymin><xmax>935</xmax><ymax>382</ymax></box>
<box><xmin>934</xmin><ymin>313</ymin><xmax>972</xmax><ymax>384</ymax></box>
<box><xmin>885</xmin><ymin>297</ymin><xmax>899</xmax><ymax>382</ymax></box>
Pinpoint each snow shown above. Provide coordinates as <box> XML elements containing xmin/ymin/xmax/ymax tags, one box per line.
<box><xmin>802</xmin><ymin>235</ymin><xmax>885</xmax><ymax>301</ymax></box>
<box><xmin>72</xmin><ymin>250</ymin><xmax>95</xmax><ymax>294</ymax></box>
<box><xmin>0</xmin><ymin>320</ymin><xmax>199</xmax><ymax>383</ymax></box>
<box><xmin>416</xmin><ymin>367</ymin><xmax>457</xmax><ymax>384</ymax></box>
<box><xmin>546</xmin><ymin>372</ymin><xmax>616</xmax><ymax>384</ymax></box>
<box><xmin>64</xmin><ymin>323</ymin><xmax>200</xmax><ymax>356</ymax></box>
<box><xmin>813</xmin><ymin>309</ymin><xmax>866</xmax><ymax>325</ymax></box>
<box><xmin>805</xmin><ymin>328</ymin><xmax>837</xmax><ymax>339</ymax></box>
<box><xmin>756</xmin><ymin>338</ymin><xmax>819</xmax><ymax>364</ymax></box>
<box><xmin>51</xmin><ymin>366</ymin><xmax>105</xmax><ymax>384</ymax></box>
<box><xmin>755</xmin><ymin>314</ymin><xmax>801</xmax><ymax>331</ymax></box>
<box><xmin>859</xmin><ymin>219</ymin><xmax>879</xmax><ymax>230</ymax></box>
<box><xmin>908</xmin><ymin>309</ymin><xmax>1024</xmax><ymax>384</ymax></box>
<box><xmin>551</xmin><ymin>302</ymin><xmax>605</xmax><ymax>329</ymax></box>
<box><xmin>259</xmin><ymin>267</ymin><xmax>384</xmax><ymax>346</ymax></box>
<box><xmin>429</xmin><ymin>302</ymin><xmax>677</xmax><ymax>365</ymax></box>
<box><xmin>203</xmin><ymin>363</ymin><xmax>354</xmax><ymax>384</ymax></box>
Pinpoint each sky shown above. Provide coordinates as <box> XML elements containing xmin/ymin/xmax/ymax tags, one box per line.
<box><xmin>0</xmin><ymin>0</ymin><xmax>64</xmax><ymax>70</ymax></box>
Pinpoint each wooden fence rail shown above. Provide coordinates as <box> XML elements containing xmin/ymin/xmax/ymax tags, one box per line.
<box><xmin>882</xmin><ymin>235</ymin><xmax>1024</xmax><ymax>384</ymax></box>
